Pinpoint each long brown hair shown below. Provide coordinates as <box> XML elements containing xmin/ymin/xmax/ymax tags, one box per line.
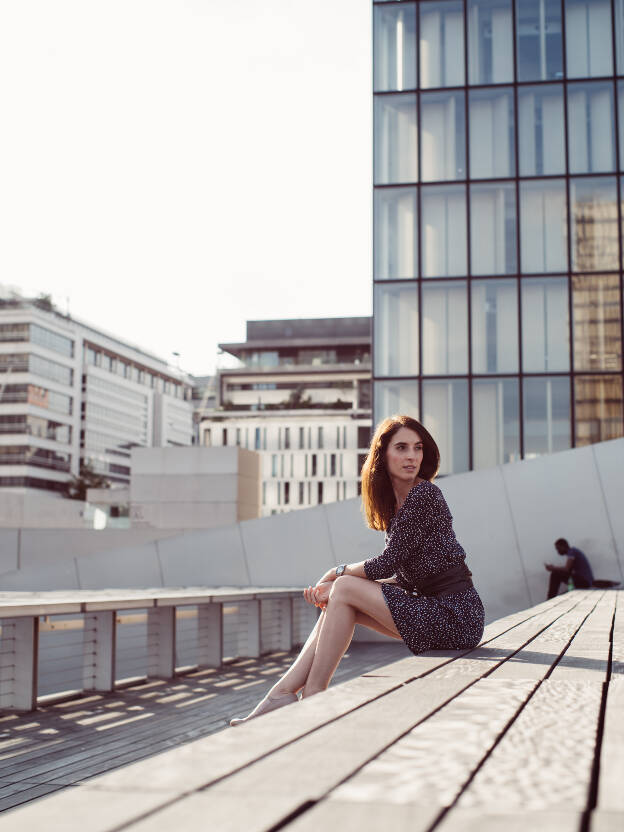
<box><xmin>361</xmin><ymin>415</ymin><xmax>440</xmax><ymax>531</ymax></box>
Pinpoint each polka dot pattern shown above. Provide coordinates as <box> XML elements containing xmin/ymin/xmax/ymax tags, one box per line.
<box><xmin>364</xmin><ymin>480</ymin><xmax>485</xmax><ymax>655</ymax></box>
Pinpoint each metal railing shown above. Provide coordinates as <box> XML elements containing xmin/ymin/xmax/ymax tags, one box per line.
<box><xmin>0</xmin><ymin>588</ymin><xmax>317</xmax><ymax>711</ymax></box>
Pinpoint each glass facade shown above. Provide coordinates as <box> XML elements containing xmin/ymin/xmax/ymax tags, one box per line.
<box><xmin>373</xmin><ymin>0</ymin><xmax>624</xmax><ymax>472</ymax></box>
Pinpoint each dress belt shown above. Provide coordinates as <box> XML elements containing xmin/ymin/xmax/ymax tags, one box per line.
<box><xmin>412</xmin><ymin>562</ymin><xmax>474</xmax><ymax>598</ymax></box>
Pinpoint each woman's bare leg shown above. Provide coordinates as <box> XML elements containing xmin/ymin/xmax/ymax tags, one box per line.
<box><xmin>266</xmin><ymin>608</ymin><xmax>326</xmax><ymax>696</ymax></box>
<box><xmin>302</xmin><ymin>576</ymin><xmax>400</xmax><ymax>697</ymax></box>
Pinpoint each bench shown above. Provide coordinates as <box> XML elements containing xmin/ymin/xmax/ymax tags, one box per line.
<box><xmin>0</xmin><ymin>588</ymin><xmax>621</xmax><ymax>831</ymax></box>
<box><xmin>0</xmin><ymin>588</ymin><xmax>316</xmax><ymax>711</ymax></box>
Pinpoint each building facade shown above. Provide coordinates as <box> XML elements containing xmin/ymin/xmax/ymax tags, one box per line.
<box><xmin>199</xmin><ymin>318</ymin><xmax>372</xmax><ymax>516</ymax></box>
<box><xmin>373</xmin><ymin>0</ymin><xmax>624</xmax><ymax>475</ymax></box>
<box><xmin>0</xmin><ymin>294</ymin><xmax>193</xmax><ymax>493</ymax></box>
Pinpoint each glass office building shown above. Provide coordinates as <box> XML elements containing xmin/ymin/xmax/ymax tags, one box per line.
<box><xmin>373</xmin><ymin>0</ymin><xmax>624</xmax><ymax>474</ymax></box>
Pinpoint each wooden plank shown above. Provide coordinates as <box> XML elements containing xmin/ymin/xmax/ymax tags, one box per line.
<box><xmin>610</xmin><ymin>591</ymin><xmax>624</xmax><ymax>678</ymax></box>
<box><xmin>290</xmin><ymin>595</ymin><xmax>600</xmax><ymax>831</ymax></box>
<box><xmin>549</xmin><ymin>591</ymin><xmax>615</xmax><ymax>681</ymax></box>
<box><xmin>595</xmin><ymin>678</ymin><xmax>624</xmax><ymax>812</ymax></box>
<box><xmin>590</xmin><ymin>811</ymin><xmax>624</xmax><ymax>832</ymax></box>
<box><xmin>0</xmin><ymin>603</ymin><xmax>82</xmax><ymax>618</ymax></box>
<box><xmin>290</xmin><ymin>804</ymin><xmax>582</xmax><ymax>832</ymax></box>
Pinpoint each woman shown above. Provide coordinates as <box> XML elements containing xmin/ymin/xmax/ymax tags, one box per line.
<box><xmin>229</xmin><ymin>414</ymin><xmax>484</xmax><ymax>726</ymax></box>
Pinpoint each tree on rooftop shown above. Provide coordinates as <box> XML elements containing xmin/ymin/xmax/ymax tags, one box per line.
<box><xmin>64</xmin><ymin>460</ymin><xmax>111</xmax><ymax>501</ymax></box>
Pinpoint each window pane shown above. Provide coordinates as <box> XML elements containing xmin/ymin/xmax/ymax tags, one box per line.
<box><xmin>470</xmin><ymin>182</ymin><xmax>517</xmax><ymax>274</ymax></box>
<box><xmin>467</xmin><ymin>0</ymin><xmax>514</xmax><ymax>85</ymax></box>
<box><xmin>618</xmin><ymin>83</ymin><xmax>624</xmax><ymax>171</ymax></box>
<box><xmin>469</xmin><ymin>88</ymin><xmax>514</xmax><ymax>179</ymax></box>
<box><xmin>422</xmin><ymin>281</ymin><xmax>468</xmax><ymax>374</ymax></box>
<box><xmin>518</xmin><ymin>85</ymin><xmax>565</xmax><ymax>176</ymax></box>
<box><xmin>374</xmin><ymin>3</ymin><xmax>417</xmax><ymax>92</ymax></box>
<box><xmin>565</xmin><ymin>0</ymin><xmax>613</xmax><ymax>78</ymax></box>
<box><xmin>374</xmin><ymin>187</ymin><xmax>418</xmax><ymax>279</ymax></box>
<box><xmin>520</xmin><ymin>179</ymin><xmax>567</xmax><ymax>273</ymax></box>
<box><xmin>374</xmin><ymin>284</ymin><xmax>419</xmax><ymax>376</ymax></box>
<box><xmin>616</xmin><ymin>0</ymin><xmax>624</xmax><ymax>75</ymax></box>
<box><xmin>575</xmin><ymin>375</ymin><xmax>624</xmax><ymax>446</ymax></box>
<box><xmin>523</xmin><ymin>377</ymin><xmax>571</xmax><ymax>457</ymax></box>
<box><xmin>572</xmin><ymin>274</ymin><xmax>622</xmax><ymax>371</ymax></box>
<box><xmin>423</xmin><ymin>380</ymin><xmax>469</xmax><ymax>474</ymax></box>
<box><xmin>472</xmin><ymin>378</ymin><xmax>520</xmax><ymax>468</ymax></box>
<box><xmin>421</xmin><ymin>184</ymin><xmax>467</xmax><ymax>276</ymax></box>
<box><xmin>420</xmin><ymin>1</ymin><xmax>465</xmax><ymax>88</ymax></box>
<box><xmin>374</xmin><ymin>380</ymin><xmax>420</xmax><ymax>421</ymax></box>
<box><xmin>374</xmin><ymin>94</ymin><xmax>418</xmax><ymax>184</ymax></box>
<box><xmin>568</xmin><ymin>82</ymin><xmax>616</xmax><ymax>174</ymax></box>
<box><xmin>570</xmin><ymin>177</ymin><xmax>618</xmax><ymax>272</ymax></box>
<box><xmin>521</xmin><ymin>277</ymin><xmax>570</xmax><ymax>371</ymax></box>
<box><xmin>516</xmin><ymin>0</ymin><xmax>563</xmax><ymax>82</ymax></box>
<box><xmin>471</xmin><ymin>279</ymin><xmax>518</xmax><ymax>373</ymax></box>
<box><xmin>421</xmin><ymin>91</ymin><xmax>466</xmax><ymax>181</ymax></box>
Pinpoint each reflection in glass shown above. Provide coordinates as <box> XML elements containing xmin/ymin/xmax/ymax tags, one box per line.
<box><xmin>471</xmin><ymin>279</ymin><xmax>518</xmax><ymax>373</ymax></box>
<box><xmin>423</xmin><ymin>380</ymin><xmax>469</xmax><ymax>474</ymax></box>
<box><xmin>420</xmin><ymin>1</ymin><xmax>464</xmax><ymax>88</ymax></box>
<box><xmin>374</xmin><ymin>94</ymin><xmax>418</xmax><ymax>184</ymax></box>
<box><xmin>470</xmin><ymin>183</ymin><xmax>517</xmax><ymax>274</ymax></box>
<box><xmin>572</xmin><ymin>274</ymin><xmax>622</xmax><ymax>371</ymax></box>
<box><xmin>575</xmin><ymin>375</ymin><xmax>624</xmax><ymax>446</ymax></box>
<box><xmin>518</xmin><ymin>85</ymin><xmax>565</xmax><ymax>176</ymax></box>
<box><xmin>568</xmin><ymin>82</ymin><xmax>615</xmax><ymax>174</ymax></box>
<box><xmin>570</xmin><ymin>177</ymin><xmax>618</xmax><ymax>272</ymax></box>
<box><xmin>422</xmin><ymin>281</ymin><xmax>468</xmax><ymax>375</ymax></box>
<box><xmin>472</xmin><ymin>378</ymin><xmax>520</xmax><ymax>468</ymax></box>
<box><xmin>617</xmin><ymin>0</ymin><xmax>624</xmax><ymax>75</ymax></box>
<box><xmin>421</xmin><ymin>185</ymin><xmax>467</xmax><ymax>276</ymax></box>
<box><xmin>520</xmin><ymin>180</ymin><xmax>567</xmax><ymax>273</ymax></box>
<box><xmin>374</xmin><ymin>284</ymin><xmax>419</xmax><ymax>377</ymax></box>
<box><xmin>374</xmin><ymin>187</ymin><xmax>418</xmax><ymax>279</ymax></box>
<box><xmin>565</xmin><ymin>0</ymin><xmax>613</xmax><ymax>78</ymax></box>
<box><xmin>521</xmin><ymin>278</ymin><xmax>569</xmax><ymax>372</ymax></box>
<box><xmin>516</xmin><ymin>0</ymin><xmax>563</xmax><ymax>82</ymax></box>
<box><xmin>375</xmin><ymin>380</ymin><xmax>420</xmax><ymax>421</ymax></box>
<box><xmin>421</xmin><ymin>91</ymin><xmax>466</xmax><ymax>181</ymax></box>
<box><xmin>374</xmin><ymin>3</ymin><xmax>417</xmax><ymax>92</ymax></box>
<box><xmin>618</xmin><ymin>83</ymin><xmax>624</xmax><ymax>170</ymax></box>
<box><xmin>467</xmin><ymin>0</ymin><xmax>514</xmax><ymax>85</ymax></box>
<box><xmin>523</xmin><ymin>378</ymin><xmax>571</xmax><ymax>457</ymax></box>
<box><xmin>469</xmin><ymin>88</ymin><xmax>515</xmax><ymax>178</ymax></box>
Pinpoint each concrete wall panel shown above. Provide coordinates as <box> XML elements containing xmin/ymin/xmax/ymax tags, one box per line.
<box><xmin>133</xmin><ymin>502</ymin><xmax>238</xmax><ymax>530</ymax></box>
<box><xmin>157</xmin><ymin>525</ymin><xmax>249</xmax><ymax>587</ymax></box>
<box><xmin>15</xmin><ymin>529</ymin><xmax>179</xmax><ymax>572</ymax></box>
<box><xmin>502</xmin><ymin>445</ymin><xmax>618</xmax><ymax>604</ymax></box>
<box><xmin>0</xmin><ymin>559</ymin><xmax>80</xmax><ymax>591</ymax></box>
<box><xmin>130</xmin><ymin>474</ymin><xmax>238</xmax><ymax>503</ymax></box>
<box><xmin>437</xmin><ymin>469</ymin><xmax>531</xmax><ymax>622</ymax></box>
<box><xmin>0</xmin><ymin>531</ymin><xmax>18</xmax><ymax>575</ymax></box>
<box><xmin>323</xmin><ymin>499</ymin><xmax>385</xmax><ymax>566</ymax></box>
<box><xmin>77</xmin><ymin>543</ymin><xmax>162</xmax><ymax>589</ymax></box>
<box><xmin>131</xmin><ymin>446</ymin><xmax>243</xmax><ymax>475</ymax></box>
<box><xmin>240</xmin><ymin>505</ymin><xmax>335</xmax><ymax>586</ymax></box>
<box><xmin>591</xmin><ymin>437</ymin><xmax>624</xmax><ymax>581</ymax></box>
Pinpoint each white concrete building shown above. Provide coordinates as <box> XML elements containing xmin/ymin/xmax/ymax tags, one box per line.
<box><xmin>0</xmin><ymin>292</ymin><xmax>193</xmax><ymax>495</ymax></box>
<box><xmin>200</xmin><ymin>317</ymin><xmax>372</xmax><ymax>517</ymax></box>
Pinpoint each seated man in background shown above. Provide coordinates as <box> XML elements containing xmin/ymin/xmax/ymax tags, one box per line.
<box><xmin>545</xmin><ymin>538</ymin><xmax>594</xmax><ymax>599</ymax></box>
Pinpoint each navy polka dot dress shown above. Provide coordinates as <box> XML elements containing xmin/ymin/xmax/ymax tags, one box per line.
<box><xmin>364</xmin><ymin>480</ymin><xmax>485</xmax><ymax>655</ymax></box>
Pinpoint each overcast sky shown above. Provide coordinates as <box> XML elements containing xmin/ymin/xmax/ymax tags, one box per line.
<box><xmin>0</xmin><ymin>0</ymin><xmax>372</xmax><ymax>376</ymax></box>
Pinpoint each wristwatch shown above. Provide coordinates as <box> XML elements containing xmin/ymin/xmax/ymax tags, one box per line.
<box><xmin>335</xmin><ymin>563</ymin><xmax>347</xmax><ymax>578</ymax></box>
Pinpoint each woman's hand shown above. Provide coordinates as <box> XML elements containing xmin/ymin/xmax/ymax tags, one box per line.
<box><xmin>317</xmin><ymin>567</ymin><xmax>339</xmax><ymax>585</ymax></box>
<box><xmin>303</xmin><ymin>581</ymin><xmax>332</xmax><ymax>610</ymax></box>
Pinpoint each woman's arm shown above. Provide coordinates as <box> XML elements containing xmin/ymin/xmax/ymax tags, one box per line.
<box><xmin>317</xmin><ymin>561</ymin><xmax>368</xmax><ymax>584</ymax></box>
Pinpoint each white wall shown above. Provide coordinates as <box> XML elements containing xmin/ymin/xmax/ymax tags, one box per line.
<box><xmin>2</xmin><ymin>438</ymin><xmax>623</xmax><ymax>631</ymax></box>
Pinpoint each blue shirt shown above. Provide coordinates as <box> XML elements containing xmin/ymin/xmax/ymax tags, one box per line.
<box><xmin>563</xmin><ymin>547</ymin><xmax>594</xmax><ymax>586</ymax></box>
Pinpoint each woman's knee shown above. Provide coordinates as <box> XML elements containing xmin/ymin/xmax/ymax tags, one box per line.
<box><xmin>329</xmin><ymin>575</ymin><xmax>359</xmax><ymax>602</ymax></box>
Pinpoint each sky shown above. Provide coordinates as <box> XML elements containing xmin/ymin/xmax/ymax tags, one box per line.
<box><xmin>0</xmin><ymin>0</ymin><xmax>372</xmax><ymax>376</ymax></box>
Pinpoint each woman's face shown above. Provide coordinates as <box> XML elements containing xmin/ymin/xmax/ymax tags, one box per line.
<box><xmin>384</xmin><ymin>426</ymin><xmax>424</xmax><ymax>486</ymax></box>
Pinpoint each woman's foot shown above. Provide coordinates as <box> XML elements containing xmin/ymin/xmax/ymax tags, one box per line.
<box><xmin>229</xmin><ymin>691</ymin><xmax>298</xmax><ymax>727</ymax></box>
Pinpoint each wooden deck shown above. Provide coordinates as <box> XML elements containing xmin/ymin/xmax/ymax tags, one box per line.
<box><xmin>0</xmin><ymin>589</ymin><xmax>622</xmax><ymax>831</ymax></box>
<box><xmin>0</xmin><ymin>640</ymin><xmax>406</xmax><ymax>813</ymax></box>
